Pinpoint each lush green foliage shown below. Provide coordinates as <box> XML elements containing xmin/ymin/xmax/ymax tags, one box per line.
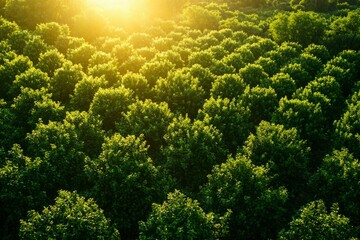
<box><xmin>1</xmin><ymin>0</ymin><xmax>360</xmax><ymax>239</ymax></box>
<box><xmin>19</xmin><ymin>190</ymin><xmax>120</xmax><ymax>240</ymax></box>
<box><xmin>139</xmin><ymin>190</ymin><xmax>229</xmax><ymax>240</ymax></box>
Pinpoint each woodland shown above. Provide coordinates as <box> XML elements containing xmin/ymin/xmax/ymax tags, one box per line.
<box><xmin>1</xmin><ymin>0</ymin><xmax>360</xmax><ymax>239</ymax></box>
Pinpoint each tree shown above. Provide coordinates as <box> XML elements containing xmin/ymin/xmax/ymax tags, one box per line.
<box><xmin>320</xmin><ymin>56</ymin><xmax>357</xmax><ymax>97</ymax></box>
<box><xmin>139</xmin><ymin>190</ymin><xmax>229</xmax><ymax>240</ymax></box>
<box><xmin>255</xmin><ymin>56</ymin><xmax>279</xmax><ymax>76</ymax></box>
<box><xmin>22</xmin><ymin>36</ymin><xmax>50</xmax><ymax>64</ymax></box>
<box><xmin>182</xmin><ymin>5</ymin><xmax>221</xmax><ymax>31</ymax></box>
<box><xmin>303</xmin><ymin>44</ymin><xmax>330</xmax><ymax>63</ymax></box>
<box><xmin>4</xmin><ymin>0</ymin><xmax>84</xmax><ymax>29</ymax></box>
<box><xmin>222</xmin><ymin>52</ymin><xmax>246</xmax><ymax>71</ymax></box>
<box><xmin>153</xmin><ymin>50</ymin><xmax>184</xmax><ymax>68</ymax></box>
<box><xmin>117</xmin><ymin>72</ymin><xmax>151</xmax><ymax>100</ymax></box>
<box><xmin>325</xmin><ymin>9</ymin><xmax>360</xmax><ymax>52</ymax></box>
<box><xmin>278</xmin><ymin>200</ymin><xmax>358</xmax><ymax>240</ymax></box>
<box><xmin>265</xmin><ymin>42</ymin><xmax>301</xmax><ymax>68</ymax></box>
<box><xmin>111</xmin><ymin>42</ymin><xmax>134</xmax><ymax>65</ymax></box>
<box><xmin>88</xmin><ymin>51</ymin><xmax>114</xmax><ymax>68</ymax></box>
<box><xmin>0</xmin><ymin>16</ymin><xmax>19</xmax><ymax>41</ymax></box>
<box><xmin>0</xmin><ymin>145</ymin><xmax>50</xmax><ymax>240</ymax></box>
<box><xmin>187</xmin><ymin>64</ymin><xmax>215</xmax><ymax>94</ymax></box>
<box><xmin>70</xmin><ymin>76</ymin><xmax>107</xmax><ymax>111</ymax></box>
<box><xmin>272</xmin><ymin>98</ymin><xmax>327</xmax><ymax>162</ymax></box>
<box><xmin>34</xmin><ymin>22</ymin><xmax>70</xmax><ymax>46</ymax></box>
<box><xmin>188</xmin><ymin>50</ymin><xmax>216</xmax><ymax>69</ymax></box>
<box><xmin>90</xmin><ymin>87</ymin><xmax>135</xmax><ymax>130</ymax></box>
<box><xmin>117</xmin><ymin>99</ymin><xmax>174</xmax><ymax>157</ymax></box>
<box><xmin>19</xmin><ymin>190</ymin><xmax>120</xmax><ymax>240</ymax></box>
<box><xmin>63</xmin><ymin>111</ymin><xmax>105</xmax><ymax>158</ymax></box>
<box><xmin>127</xmin><ymin>32</ymin><xmax>152</xmax><ymax>48</ymax></box>
<box><xmin>7</xmin><ymin>29</ymin><xmax>32</xmax><ymax>54</ymax></box>
<box><xmin>139</xmin><ymin>60</ymin><xmax>175</xmax><ymax>86</ymax></box>
<box><xmin>334</xmin><ymin>96</ymin><xmax>360</xmax><ymax>159</ymax></box>
<box><xmin>36</xmin><ymin>49</ymin><xmax>67</xmax><ymax>77</ymax></box>
<box><xmin>239</xmin><ymin>63</ymin><xmax>269</xmax><ymax>87</ymax></box>
<box><xmin>210</xmin><ymin>74</ymin><xmax>246</xmax><ymax>100</ymax></box>
<box><xmin>293</xmin><ymin>75</ymin><xmax>344</xmax><ymax>123</ymax></box>
<box><xmin>295</xmin><ymin>53</ymin><xmax>323</xmax><ymax>79</ymax></box>
<box><xmin>198</xmin><ymin>97</ymin><xmax>253</xmax><ymax>153</ymax></box>
<box><xmin>11</xmin><ymin>87</ymin><xmax>65</xmax><ymax>136</ymax></box>
<box><xmin>235</xmin><ymin>46</ymin><xmax>256</xmax><ymax>64</ymax></box>
<box><xmin>85</xmin><ymin>134</ymin><xmax>171</xmax><ymax>239</ymax></box>
<box><xmin>241</xmin><ymin>86</ymin><xmax>278</xmax><ymax>124</ymax></box>
<box><xmin>9</xmin><ymin>68</ymin><xmax>51</xmax><ymax>97</ymax></box>
<box><xmin>243</xmin><ymin>121</ymin><xmax>311</xmax><ymax>199</ymax></box>
<box><xmin>0</xmin><ymin>101</ymin><xmax>21</xmax><ymax>152</ymax></box>
<box><xmin>0</xmin><ymin>54</ymin><xmax>33</xmax><ymax>101</ymax></box>
<box><xmin>154</xmin><ymin>71</ymin><xmax>205</xmax><ymax>118</ymax></box>
<box><xmin>25</xmin><ymin>119</ymin><xmax>87</xmax><ymax>191</ymax></box>
<box><xmin>196</xmin><ymin>34</ymin><xmax>219</xmax><ymax>51</ymax></box>
<box><xmin>290</xmin><ymin>0</ymin><xmax>333</xmax><ymax>12</ymax></box>
<box><xmin>201</xmin><ymin>154</ymin><xmax>288</xmax><ymax>240</ymax></box>
<box><xmin>67</xmin><ymin>43</ymin><xmax>97</xmax><ymax>70</ymax></box>
<box><xmin>309</xmin><ymin>148</ymin><xmax>360</xmax><ymax>226</ymax></box>
<box><xmin>51</xmin><ymin>62</ymin><xmax>84</xmax><ymax>104</ymax></box>
<box><xmin>162</xmin><ymin>116</ymin><xmax>228</xmax><ymax>192</ymax></box>
<box><xmin>88</xmin><ymin>62</ymin><xmax>120</xmax><ymax>86</ymax></box>
<box><xmin>266</xmin><ymin>73</ymin><xmax>297</xmax><ymax>99</ymax></box>
<box><xmin>118</xmin><ymin>54</ymin><xmax>146</xmax><ymax>74</ymax></box>
<box><xmin>269</xmin><ymin>11</ymin><xmax>326</xmax><ymax>46</ymax></box>
<box><xmin>280</xmin><ymin>63</ymin><xmax>311</xmax><ymax>88</ymax></box>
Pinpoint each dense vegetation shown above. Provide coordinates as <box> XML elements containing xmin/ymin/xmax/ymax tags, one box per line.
<box><xmin>1</xmin><ymin>0</ymin><xmax>360</xmax><ymax>239</ymax></box>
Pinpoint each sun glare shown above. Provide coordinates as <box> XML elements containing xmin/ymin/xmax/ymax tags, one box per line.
<box><xmin>87</xmin><ymin>0</ymin><xmax>133</xmax><ymax>12</ymax></box>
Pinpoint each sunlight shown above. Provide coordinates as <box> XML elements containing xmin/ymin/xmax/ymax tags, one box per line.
<box><xmin>87</xmin><ymin>0</ymin><xmax>133</xmax><ymax>12</ymax></box>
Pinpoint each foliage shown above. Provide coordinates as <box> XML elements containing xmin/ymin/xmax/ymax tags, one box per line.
<box><xmin>210</xmin><ymin>73</ymin><xmax>246</xmax><ymax>100</ymax></box>
<box><xmin>269</xmin><ymin>11</ymin><xmax>326</xmax><ymax>46</ymax></box>
<box><xmin>11</xmin><ymin>87</ymin><xmax>65</xmax><ymax>134</ymax></box>
<box><xmin>25</xmin><ymin>118</ymin><xmax>87</xmax><ymax>190</ymax></box>
<box><xmin>1</xmin><ymin>1</ymin><xmax>360</xmax><ymax>240</ymax></box>
<box><xmin>309</xmin><ymin>148</ymin><xmax>360</xmax><ymax>226</ymax></box>
<box><xmin>19</xmin><ymin>190</ymin><xmax>120</xmax><ymax>240</ymax></box>
<box><xmin>272</xmin><ymin>98</ymin><xmax>327</xmax><ymax>154</ymax></box>
<box><xmin>182</xmin><ymin>5</ymin><xmax>221</xmax><ymax>31</ymax></box>
<box><xmin>10</xmin><ymin>68</ymin><xmax>51</xmax><ymax>97</ymax></box>
<box><xmin>0</xmin><ymin>54</ymin><xmax>33</xmax><ymax>100</ymax></box>
<box><xmin>239</xmin><ymin>63</ymin><xmax>269</xmax><ymax>87</ymax></box>
<box><xmin>0</xmin><ymin>145</ymin><xmax>49</xmax><ymax>239</ymax></box>
<box><xmin>70</xmin><ymin>76</ymin><xmax>107</xmax><ymax>111</ymax></box>
<box><xmin>334</xmin><ymin>95</ymin><xmax>360</xmax><ymax>159</ymax></box>
<box><xmin>201</xmin><ymin>154</ymin><xmax>288</xmax><ymax>240</ymax></box>
<box><xmin>241</xmin><ymin>86</ymin><xmax>278</xmax><ymax>124</ymax></box>
<box><xmin>139</xmin><ymin>190</ymin><xmax>229</xmax><ymax>240</ymax></box>
<box><xmin>266</xmin><ymin>73</ymin><xmax>297</xmax><ymax>99</ymax></box>
<box><xmin>51</xmin><ymin>62</ymin><xmax>85</xmax><ymax>104</ymax></box>
<box><xmin>89</xmin><ymin>87</ymin><xmax>135</xmax><ymax>130</ymax></box>
<box><xmin>34</xmin><ymin>22</ymin><xmax>70</xmax><ymax>46</ymax></box>
<box><xmin>278</xmin><ymin>200</ymin><xmax>358</xmax><ymax>240</ymax></box>
<box><xmin>85</xmin><ymin>134</ymin><xmax>171</xmax><ymax>238</ymax></box>
<box><xmin>162</xmin><ymin>116</ymin><xmax>228</xmax><ymax>192</ymax></box>
<box><xmin>139</xmin><ymin>60</ymin><xmax>175</xmax><ymax>86</ymax></box>
<box><xmin>243</xmin><ymin>121</ymin><xmax>310</xmax><ymax>198</ymax></box>
<box><xmin>117</xmin><ymin>99</ymin><xmax>174</xmax><ymax>156</ymax></box>
<box><xmin>154</xmin><ymin>71</ymin><xmax>205</xmax><ymax>118</ymax></box>
<box><xmin>198</xmin><ymin>97</ymin><xmax>253</xmax><ymax>153</ymax></box>
<box><xmin>36</xmin><ymin>49</ymin><xmax>67</xmax><ymax>77</ymax></box>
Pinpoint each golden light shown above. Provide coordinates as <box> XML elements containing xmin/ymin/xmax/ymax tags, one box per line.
<box><xmin>87</xmin><ymin>0</ymin><xmax>133</xmax><ymax>12</ymax></box>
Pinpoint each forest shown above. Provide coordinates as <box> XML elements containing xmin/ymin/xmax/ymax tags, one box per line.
<box><xmin>0</xmin><ymin>0</ymin><xmax>360</xmax><ymax>239</ymax></box>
